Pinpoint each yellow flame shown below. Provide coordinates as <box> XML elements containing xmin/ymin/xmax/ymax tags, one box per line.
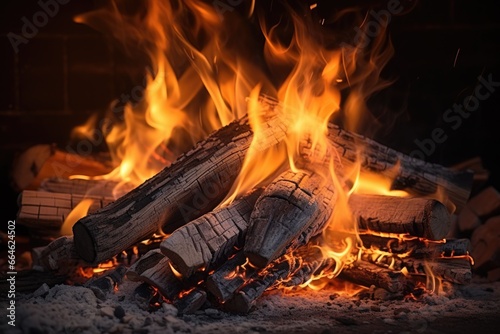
<box><xmin>168</xmin><ymin>261</ymin><xmax>183</xmax><ymax>279</ymax></box>
<box><xmin>67</xmin><ymin>1</ymin><xmax>435</xmax><ymax>294</ymax></box>
<box><xmin>60</xmin><ymin>199</ymin><xmax>94</xmax><ymax>236</ymax></box>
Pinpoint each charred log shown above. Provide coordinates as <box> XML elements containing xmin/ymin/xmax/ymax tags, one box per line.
<box><xmin>349</xmin><ymin>194</ymin><xmax>451</xmax><ymax>240</ymax></box>
<box><xmin>73</xmin><ymin>107</ymin><xmax>289</xmax><ymax>264</ymax></box>
<box><xmin>160</xmin><ymin>188</ymin><xmax>263</xmax><ymax>278</ymax></box>
<box><xmin>244</xmin><ymin>170</ymin><xmax>336</xmax><ymax>268</ymax></box>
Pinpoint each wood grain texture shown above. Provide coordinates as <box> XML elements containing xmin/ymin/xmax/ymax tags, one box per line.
<box><xmin>160</xmin><ymin>188</ymin><xmax>263</xmax><ymax>278</ymax></box>
<box><xmin>73</xmin><ymin>106</ymin><xmax>289</xmax><ymax>264</ymax></box>
<box><xmin>348</xmin><ymin>194</ymin><xmax>451</xmax><ymax>240</ymax></box>
<box><xmin>17</xmin><ymin>190</ymin><xmax>113</xmax><ymax>229</ymax></box>
<box><xmin>244</xmin><ymin>170</ymin><xmax>336</xmax><ymax>268</ymax></box>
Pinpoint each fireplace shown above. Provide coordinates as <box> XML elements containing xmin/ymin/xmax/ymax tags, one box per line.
<box><xmin>1</xmin><ymin>0</ymin><xmax>500</xmax><ymax>333</ymax></box>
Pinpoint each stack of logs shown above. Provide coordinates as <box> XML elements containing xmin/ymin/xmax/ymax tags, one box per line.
<box><xmin>450</xmin><ymin>157</ymin><xmax>500</xmax><ymax>282</ymax></box>
<box><xmin>14</xmin><ymin>96</ymin><xmax>477</xmax><ymax>314</ymax></box>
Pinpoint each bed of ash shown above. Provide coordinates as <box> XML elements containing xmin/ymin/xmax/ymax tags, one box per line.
<box><xmin>1</xmin><ymin>274</ymin><xmax>500</xmax><ymax>334</ymax></box>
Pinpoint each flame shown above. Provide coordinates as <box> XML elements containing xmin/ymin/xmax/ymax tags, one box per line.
<box><xmin>64</xmin><ymin>1</ymin><xmax>452</xmax><ymax>294</ymax></box>
<box><xmin>72</xmin><ymin>0</ymin><xmax>270</xmax><ymax>192</ymax></box>
<box><xmin>168</xmin><ymin>261</ymin><xmax>183</xmax><ymax>279</ymax></box>
<box><xmin>60</xmin><ymin>199</ymin><xmax>94</xmax><ymax>236</ymax></box>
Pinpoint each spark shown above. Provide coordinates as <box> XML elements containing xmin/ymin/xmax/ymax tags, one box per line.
<box><xmin>453</xmin><ymin>48</ymin><xmax>460</xmax><ymax>68</ymax></box>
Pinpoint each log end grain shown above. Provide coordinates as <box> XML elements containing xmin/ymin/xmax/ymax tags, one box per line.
<box><xmin>425</xmin><ymin>199</ymin><xmax>452</xmax><ymax>240</ymax></box>
<box><xmin>73</xmin><ymin>222</ymin><xmax>97</xmax><ymax>264</ymax></box>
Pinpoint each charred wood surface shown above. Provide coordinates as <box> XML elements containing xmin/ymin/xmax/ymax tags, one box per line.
<box><xmin>205</xmin><ymin>252</ymin><xmax>258</xmax><ymax>303</ymax></box>
<box><xmin>73</xmin><ymin>108</ymin><xmax>289</xmax><ymax>264</ymax></box>
<box><xmin>173</xmin><ymin>288</ymin><xmax>207</xmax><ymax>315</ymax></box>
<box><xmin>160</xmin><ymin>189</ymin><xmax>263</xmax><ymax>278</ymax></box>
<box><xmin>360</xmin><ymin>253</ymin><xmax>472</xmax><ymax>284</ymax></box>
<box><xmin>348</xmin><ymin>194</ymin><xmax>451</xmax><ymax>240</ymax></box>
<box><xmin>40</xmin><ymin>177</ymin><xmax>125</xmax><ymax>198</ymax></box>
<box><xmin>31</xmin><ymin>236</ymin><xmax>88</xmax><ymax>274</ymax></box>
<box><xmin>17</xmin><ymin>190</ymin><xmax>114</xmax><ymax>229</ymax></box>
<box><xmin>325</xmin><ymin>124</ymin><xmax>473</xmax><ymax>211</ymax></box>
<box><xmin>358</xmin><ymin>235</ymin><xmax>471</xmax><ymax>257</ymax></box>
<box><xmin>338</xmin><ymin>260</ymin><xmax>412</xmax><ymax>293</ymax></box>
<box><xmin>133</xmin><ymin>255</ymin><xmax>187</xmax><ymax>301</ymax></box>
<box><xmin>244</xmin><ymin>170</ymin><xmax>336</xmax><ymax>268</ymax></box>
<box><xmin>126</xmin><ymin>249</ymin><xmax>166</xmax><ymax>282</ymax></box>
<box><xmin>224</xmin><ymin>246</ymin><xmax>333</xmax><ymax>314</ymax></box>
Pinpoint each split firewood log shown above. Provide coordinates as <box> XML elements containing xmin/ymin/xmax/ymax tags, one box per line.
<box><xmin>244</xmin><ymin>169</ymin><xmax>336</xmax><ymax>268</ymax></box>
<box><xmin>17</xmin><ymin>190</ymin><xmax>114</xmax><ymax>230</ymax></box>
<box><xmin>72</xmin><ymin>106</ymin><xmax>290</xmax><ymax>264</ymax></box>
<box><xmin>458</xmin><ymin>186</ymin><xmax>500</xmax><ymax>232</ymax></box>
<box><xmin>126</xmin><ymin>249</ymin><xmax>207</xmax><ymax>313</ymax></box>
<box><xmin>31</xmin><ymin>236</ymin><xmax>89</xmax><ymax>275</ymax></box>
<box><xmin>470</xmin><ymin>216</ymin><xmax>500</xmax><ymax>271</ymax></box>
<box><xmin>348</xmin><ymin>194</ymin><xmax>451</xmax><ymax>240</ymax></box>
<box><xmin>338</xmin><ymin>259</ymin><xmax>412</xmax><ymax>293</ymax></box>
<box><xmin>359</xmin><ymin>252</ymin><xmax>472</xmax><ymax>284</ymax></box>
<box><xmin>358</xmin><ymin>235</ymin><xmax>471</xmax><ymax>257</ymax></box>
<box><xmin>160</xmin><ymin>188</ymin><xmax>263</xmax><ymax>278</ymax></box>
<box><xmin>39</xmin><ymin>177</ymin><xmax>127</xmax><ymax>198</ymax></box>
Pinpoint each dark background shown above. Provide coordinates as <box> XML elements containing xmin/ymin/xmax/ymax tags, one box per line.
<box><xmin>1</xmin><ymin>0</ymin><xmax>500</xmax><ymax>225</ymax></box>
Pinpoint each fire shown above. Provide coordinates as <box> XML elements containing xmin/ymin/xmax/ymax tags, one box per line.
<box><xmin>60</xmin><ymin>199</ymin><xmax>93</xmax><ymax>236</ymax></box>
<box><xmin>61</xmin><ymin>0</ymin><xmax>455</xmax><ymax>296</ymax></box>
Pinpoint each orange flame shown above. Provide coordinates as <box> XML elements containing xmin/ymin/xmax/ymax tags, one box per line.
<box><xmin>66</xmin><ymin>1</ymin><xmax>444</xmax><ymax>293</ymax></box>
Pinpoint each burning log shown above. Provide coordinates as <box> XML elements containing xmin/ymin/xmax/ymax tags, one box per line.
<box><xmin>72</xmin><ymin>97</ymin><xmax>473</xmax><ymax>265</ymax></box>
<box><xmin>160</xmin><ymin>188</ymin><xmax>263</xmax><ymax>278</ymax></box>
<box><xmin>127</xmin><ymin>249</ymin><xmax>208</xmax><ymax>313</ymax></box>
<box><xmin>244</xmin><ymin>170</ymin><xmax>336</xmax><ymax>268</ymax></box>
<box><xmin>223</xmin><ymin>247</ymin><xmax>334</xmax><ymax>314</ymax></box>
<box><xmin>348</xmin><ymin>194</ymin><xmax>452</xmax><ymax>240</ymax></box>
<box><xmin>85</xmin><ymin>265</ymin><xmax>127</xmax><ymax>300</ymax></box>
<box><xmin>325</xmin><ymin>122</ymin><xmax>473</xmax><ymax>211</ymax></box>
<box><xmin>126</xmin><ymin>250</ymin><xmax>184</xmax><ymax>300</ymax></box>
<box><xmin>126</xmin><ymin>249</ymin><xmax>166</xmax><ymax>282</ymax></box>
<box><xmin>338</xmin><ymin>260</ymin><xmax>412</xmax><ymax>293</ymax></box>
<box><xmin>174</xmin><ymin>288</ymin><xmax>207</xmax><ymax>315</ymax></box>
<box><xmin>72</xmin><ymin>109</ymin><xmax>290</xmax><ymax>265</ymax></box>
<box><xmin>31</xmin><ymin>236</ymin><xmax>89</xmax><ymax>274</ymax></box>
<box><xmin>358</xmin><ymin>235</ymin><xmax>471</xmax><ymax>257</ymax></box>
<box><xmin>205</xmin><ymin>252</ymin><xmax>258</xmax><ymax>303</ymax></box>
<box><xmin>126</xmin><ymin>250</ymin><xmax>194</xmax><ymax>301</ymax></box>
<box><xmin>223</xmin><ymin>259</ymin><xmax>295</xmax><ymax>314</ymax></box>
<box><xmin>359</xmin><ymin>252</ymin><xmax>472</xmax><ymax>284</ymax></box>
